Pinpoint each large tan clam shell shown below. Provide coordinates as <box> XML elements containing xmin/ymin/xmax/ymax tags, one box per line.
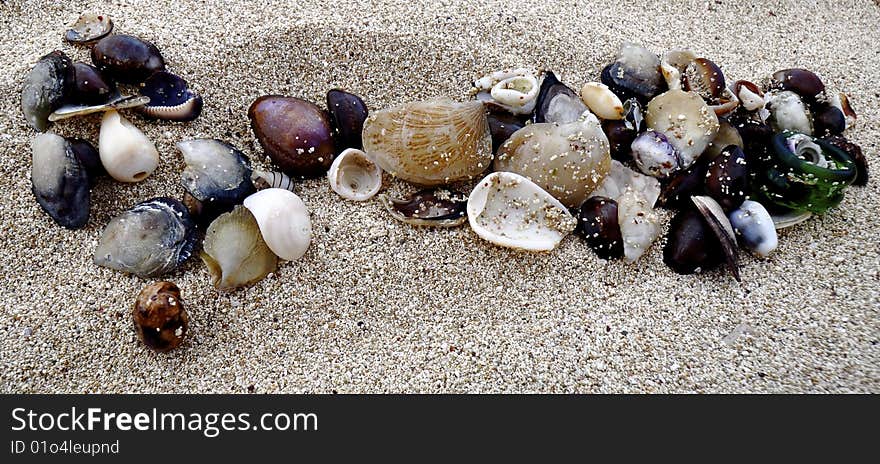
<box><xmin>645</xmin><ymin>89</ymin><xmax>719</xmax><ymax>169</ymax></box>
<box><xmin>361</xmin><ymin>99</ymin><xmax>492</xmax><ymax>186</ymax></box>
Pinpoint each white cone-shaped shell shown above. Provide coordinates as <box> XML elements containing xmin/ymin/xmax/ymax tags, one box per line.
<box><xmin>467</xmin><ymin>171</ymin><xmax>577</xmax><ymax>252</ymax></box>
<box><xmin>242</xmin><ymin>188</ymin><xmax>312</xmax><ymax>261</ymax></box>
<box><xmin>327</xmin><ymin>148</ymin><xmax>382</xmax><ymax>201</ymax></box>
<box><xmin>579</xmin><ymin>82</ymin><xmax>624</xmax><ymax>120</ymax></box>
<box><xmin>98</xmin><ymin>110</ymin><xmax>159</xmax><ymax>182</ymax></box>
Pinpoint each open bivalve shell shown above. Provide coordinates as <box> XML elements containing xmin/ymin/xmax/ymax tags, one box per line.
<box><xmin>327</xmin><ymin>148</ymin><xmax>382</xmax><ymax>201</ymax></box>
<box><xmin>242</xmin><ymin>188</ymin><xmax>312</xmax><ymax>261</ymax></box>
<box><xmin>467</xmin><ymin>171</ymin><xmax>577</xmax><ymax>252</ymax></box>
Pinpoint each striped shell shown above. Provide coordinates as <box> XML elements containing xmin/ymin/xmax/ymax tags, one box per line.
<box><xmin>251</xmin><ymin>170</ymin><xmax>294</xmax><ymax>192</ymax></box>
<box><xmin>361</xmin><ymin>99</ymin><xmax>492</xmax><ymax>186</ymax></box>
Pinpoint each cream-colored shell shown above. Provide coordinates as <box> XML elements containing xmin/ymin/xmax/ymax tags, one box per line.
<box><xmin>494</xmin><ymin>111</ymin><xmax>611</xmax><ymax>208</ymax></box>
<box><xmin>361</xmin><ymin>99</ymin><xmax>492</xmax><ymax>186</ymax></box>
<box><xmin>473</xmin><ymin>68</ymin><xmax>541</xmax><ymax>115</ymax></box>
<box><xmin>579</xmin><ymin>82</ymin><xmax>624</xmax><ymax>120</ymax></box>
<box><xmin>98</xmin><ymin>110</ymin><xmax>159</xmax><ymax>182</ymax></box>
<box><xmin>201</xmin><ymin>206</ymin><xmax>277</xmax><ymax>290</ymax></box>
<box><xmin>659</xmin><ymin>49</ymin><xmax>696</xmax><ymax>90</ymax></box>
<box><xmin>617</xmin><ymin>188</ymin><xmax>661</xmax><ymax>262</ymax></box>
<box><xmin>591</xmin><ymin>159</ymin><xmax>660</xmax><ymax>207</ymax></box>
<box><xmin>467</xmin><ymin>171</ymin><xmax>576</xmax><ymax>252</ymax></box>
<box><xmin>327</xmin><ymin>148</ymin><xmax>382</xmax><ymax>201</ymax></box>
<box><xmin>242</xmin><ymin>188</ymin><xmax>311</xmax><ymax>261</ymax></box>
<box><xmin>645</xmin><ymin>89</ymin><xmax>719</xmax><ymax>168</ymax></box>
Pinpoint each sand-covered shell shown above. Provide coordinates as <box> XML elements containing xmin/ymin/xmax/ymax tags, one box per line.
<box><xmin>327</xmin><ymin>148</ymin><xmax>382</xmax><ymax>201</ymax></box>
<box><xmin>381</xmin><ymin>188</ymin><xmax>468</xmax><ymax>227</ymax></box>
<box><xmin>591</xmin><ymin>159</ymin><xmax>661</xmax><ymax>207</ymax></box>
<box><xmin>601</xmin><ymin>42</ymin><xmax>666</xmax><ymax>104</ymax></box>
<box><xmin>249</xmin><ymin>96</ymin><xmax>336</xmax><ymax>178</ymax></box>
<box><xmin>617</xmin><ymin>188</ymin><xmax>661</xmax><ymax>262</ymax></box>
<box><xmin>178</xmin><ymin>139</ymin><xmax>255</xmax><ymax>221</ymax></box>
<box><xmin>467</xmin><ymin>171</ymin><xmax>576</xmax><ymax>252</ymax></box>
<box><xmin>474</xmin><ymin>68</ymin><xmax>541</xmax><ymax>115</ymax></box>
<box><xmin>21</xmin><ymin>51</ymin><xmax>72</xmax><ymax>131</ymax></box>
<box><xmin>243</xmin><ymin>188</ymin><xmax>312</xmax><ymax>261</ymax></box>
<box><xmin>362</xmin><ymin>99</ymin><xmax>492</xmax><ymax>186</ymax></box>
<box><xmin>133</xmin><ymin>281</ymin><xmax>187</xmax><ymax>352</ymax></box>
<box><xmin>98</xmin><ymin>110</ymin><xmax>159</xmax><ymax>182</ymax></box>
<box><xmin>201</xmin><ymin>206</ymin><xmax>277</xmax><ymax>290</ymax></box>
<box><xmin>660</xmin><ymin>49</ymin><xmax>696</xmax><ymax>91</ymax></box>
<box><xmin>65</xmin><ymin>14</ymin><xmax>113</xmax><ymax>44</ymax></box>
<box><xmin>94</xmin><ymin>198</ymin><xmax>198</xmax><ymax>277</ymax></box>
<box><xmin>733</xmin><ymin>80</ymin><xmax>765</xmax><ymax>112</ymax></box>
<box><xmin>645</xmin><ymin>89</ymin><xmax>720</xmax><ymax>168</ymax></box>
<box><xmin>580</xmin><ymin>82</ymin><xmax>624</xmax><ymax>120</ymax></box>
<box><xmin>91</xmin><ymin>34</ymin><xmax>165</xmax><ymax>84</ymax></box>
<box><xmin>139</xmin><ymin>71</ymin><xmax>203</xmax><ymax>121</ymax></box>
<box><xmin>31</xmin><ymin>133</ymin><xmax>90</xmax><ymax>229</ymax></box>
<box><xmin>705</xmin><ymin>145</ymin><xmax>749</xmax><ymax>211</ymax></box>
<box><xmin>767</xmin><ymin>90</ymin><xmax>813</xmax><ymax>135</ymax></box>
<box><xmin>494</xmin><ymin>111</ymin><xmax>611</xmax><ymax>208</ymax></box>
<box><xmin>729</xmin><ymin>200</ymin><xmax>777</xmax><ymax>258</ymax></box>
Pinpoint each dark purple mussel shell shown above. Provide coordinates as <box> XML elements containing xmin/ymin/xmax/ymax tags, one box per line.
<box><xmin>692</xmin><ymin>196</ymin><xmax>740</xmax><ymax>281</ymax></box>
<box><xmin>68</xmin><ymin>138</ymin><xmax>105</xmax><ymax>185</ymax></box>
<box><xmin>601</xmin><ymin>119</ymin><xmax>636</xmax><ymax>162</ymax></box>
<box><xmin>771</xmin><ymin>68</ymin><xmax>825</xmax><ymax>101</ymax></box>
<box><xmin>705</xmin><ymin>145</ymin><xmax>749</xmax><ymax>212</ymax></box>
<box><xmin>31</xmin><ymin>133</ymin><xmax>91</xmax><ymax>229</ymax></box>
<box><xmin>138</xmin><ymin>71</ymin><xmax>203</xmax><ymax>121</ymax></box>
<box><xmin>326</xmin><ymin>89</ymin><xmax>368</xmax><ymax>151</ymax></box>
<box><xmin>683</xmin><ymin>58</ymin><xmax>726</xmax><ymax>100</ymax></box>
<box><xmin>663</xmin><ymin>208</ymin><xmax>724</xmax><ymax>275</ymax></box>
<box><xmin>380</xmin><ymin>189</ymin><xmax>468</xmax><ymax>227</ymax></box>
<box><xmin>68</xmin><ymin>62</ymin><xmax>116</xmax><ymax>105</ymax></box>
<box><xmin>21</xmin><ymin>50</ymin><xmax>73</xmax><ymax>131</ymax></box>
<box><xmin>811</xmin><ymin>103</ymin><xmax>845</xmax><ymax>136</ymax></box>
<box><xmin>91</xmin><ymin>34</ymin><xmax>165</xmax><ymax>84</ymax></box>
<box><xmin>657</xmin><ymin>160</ymin><xmax>708</xmax><ymax>209</ymax></box>
<box><xmin>823</xmin><ymin>135</ymin><xmax>868</xmax><ymax>186</ymax></box>
<box><xmin>600</xmin><ymin>43</ymin><xmax>666</xmax><ymax>104</ymax></box>
<box><xmin>577</xmin><ymin>196</ymin><xmax>624</xmax><ymax>259</ymax></box>
<box><xmin>249</xmin><ymin>96</ymin><xmax>336</xmax><ymax>178</ymax></box>
<box><xmin>533</xmin><ymin>71</ymin><xmax>587</xmax><ymax>124</ymax></box>
<box><xmin>488</xmin><ymin>112</ymin><xmax>526</xmax><ymax>154</ymax></box>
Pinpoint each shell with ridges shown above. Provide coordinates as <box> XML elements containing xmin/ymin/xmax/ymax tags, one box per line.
<box><xmin>201</xmin><ymin>206</ymin><xmax>277</xmax><ymax>290</ymax></box>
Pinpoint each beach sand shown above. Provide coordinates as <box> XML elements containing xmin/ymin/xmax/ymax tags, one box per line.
<box><xmin>1</xmin><ymin>0</ymin><xmax>878</xmax><ymax>393</ymax></box>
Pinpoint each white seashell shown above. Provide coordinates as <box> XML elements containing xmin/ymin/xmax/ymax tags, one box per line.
<box><xmin>98</xmin><ymin>110</ymin><xmax>158</xmax><ymax>182</ymax></box>
<box><xmin>327</xmin><ymin>148</ymin><xmax>382</xmax><ymax>201</ymax></box>
<box><xmin>617</xmin><ymin>188</ymin><xmax>661</xmax><ymax>262</ymax></box>
<box><xmin>591</xmin><ymin>160</ymin><xmax>661</xmax><ymax>207</ymax></box>
<box><xmin>767</xmin><ymin>90</ymin><xmax>813</xmax><ymax>135</ymax></box>
<box><xmin>729</xmin><ymin>200</ymin><xmax>778</xmax><ymax>258</ymax></box>
<box><xmin>467</xmin><ymin>171</ymin><xmax>577</xmax><ymax>252</ymax></box>
<box><xmin>579</xmin><ymin>82</ymin><xmax>624</xmax><ymax>120</ymax></box>
<box><xmin>645</xmin><ymin>89</ymin><xmax>719</xmax><ymax>169</ymax></box>
<box><xmin>737</xmin><ymin>84</ymin><xmax>765</xmax><ymax>112</ymax></box>
<box><xmin>251</xmin><ymin>170</ymin><xmax>294</xmax><ymax>192</ymax></box>
<box><xmin>660</xmin><ymin>49</ymin><xmax>696</xmax><ymax>91</ymax></box>
<box><xmin>242</xmin><ymin>188</ymin><xmax>312</xmax><ymax>261</ymax></box>
<box><xmin>474</xmin><ymin>68</ymin><xmax>541</xmax><ymax>115</ymax></box>
<box><xmin>49</xmin><ymin>95</ymin><xmax>149</xmax><ymax>122</ymax></box>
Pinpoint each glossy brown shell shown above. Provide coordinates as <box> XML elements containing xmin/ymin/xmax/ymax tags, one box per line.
<box><xmin>249</xmin><ymin>96</ymin><xmax>336</xmax><ymax>178</ymax></box>
<box><xmin>133</xmin><ymin>281</ymin><xmax>188</xmax><ymax>352</ymax></box>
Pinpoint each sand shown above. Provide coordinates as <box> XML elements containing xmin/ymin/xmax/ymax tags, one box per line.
<box><xmin>1</xmin><ymin>0</ymin><xmax>878</xmax><ymax>393</ymax></box>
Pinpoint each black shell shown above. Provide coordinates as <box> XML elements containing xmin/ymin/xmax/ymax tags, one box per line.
<box><xmin>69</xmin><ymin>62</ymin><xmax>115</xmax><ymax>105</ymax></box>
<box><xmin>21</xmin><ymin>51</ymin><xmax>73</xmax><ymax>131</ymax></box>
<box><xmin>771</xmin><ymin>68</ymin><xmax>825</xmax><ymax>101</ymax></box>
<box><xmin>812</xmin><ymin>104</ymin><xmax>845</xmax><ymax>136</ymax></box>
<box><xmin>532</xmin><ymin>71</ymin><xmax>585</xmax><ymax>124</ymax></box>
<box><xmin>326</xmin><ymin>89</ymin><xmax>368</xmax><ymax>151</ymax></box>
<box><xmin>91</xmin><ymin>34</ymin><xmax>166</xmax><ymax>84</ymax></box>
<box><xmin>600</xmin><ymin>62</ymin><xmax>665</xmax><ymax>105</ymax></box>
<box><xmin>487</xmin><ymin>112</ymin><xmax>526</xmax><ymax>154</ymax></box>
<box><xmin>577</xmin><ymin>196</ymin><xmax>624</xmax><ymax>259</ymax></box>
<box><xmin>657</xmin><ymin>160</ymin><xmax>708</xmax><ymax>209</ymax></box>
<box><xmin>705</xmin><ymin>145</ymin><xmax>749</xmax><ymax>212</ymax></box>
<box><xmin>68</xmin><ymin>138</ymin><xmax>104</xmax><ymax>185</ymax></box>
<box><xmin>601</xmin><ymin>119</ymin><xmax>636</xmax><ymax>162</ymax></box>
<box><xmin>31</xmin><ymin>134</ymin><xmax>90</xmax><ymax>229</ymax></box>
<box><xmin>663</xmin><ymin>208</ymin><xmax>723</xmax><ymax>275</ymax></box>
<box><xmin>728</xmin><ymin>110</ymin><xmax>773</xmax><ymax>157</ymax></box>
<box><xmin>139</xmin><ymin>71</ymin><xmax>202</xmax><ymax>121</ymax></box>
<box><xmin>823</xmin><ymin>135</ymin><xmax>868</xmax><ymax>186</ymax></box>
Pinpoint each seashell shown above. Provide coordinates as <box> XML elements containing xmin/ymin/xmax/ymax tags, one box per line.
<box><xmin>326</xmin><ymin>89</ymin><xmax>368</xmax><ymax>151</ymax></box>
<box><xmin>67</xmin><ymin>62</ymin><xmax>115</xmax><ymax>105</ymax></box>
<box><xmin>663</xmin><ymin>208</ymin><xmax>724</xmax><ymax>276</ymax></box>
<box><xmin>577</xmin><ymin>196</ymin><xmax>623</xmax><ymax>259</ymax></box>
<box><xmin>532</xmin><ymin>71</ymin><xmax>586</xmax><ymax>124</ymax></box>
<box><xmin>708</xmin><ymin>87</ymin><xmax>740</xmax><ymax>116</ymax></box>
<box><xmin>327</xmin><ymin>148</ymin><xmax>382</xmax><ymax>201</ymax></box>
<box><xmin>467</xmin><ymin>171</ymin><xmax>577</xmax><ymax>252</ymax></box>
<box><xmin>474</xmin><ymin>68</ymin><xmax>541</xmax><ymax>115</ymax></box>
<box><xmin>95</xmin><ymin>198</ymin><xmax>198</xmax><ymax>277</ymax></box>
<box><xmin>362</xmin><ymin>99</ymin><xmax>492</xmax><ymax>186</ymax></box>
<box><xmin>733</xmin><ymin>80</ymin><xmax>765</xmax><ymax>112</ymax></box>
<box><xmin>21</xmin><ymin>51</ymin><xmax>72</xmax><ymax>131</ymax></box>
<box><xmin>69</xmin><ymin>138</ymin><xmax>104</xmax><ymax>185</ymax></box>
<box><xmin>242</xmin><ymin>188</ymin><xmax>312</xmax><ymax>261</ymax></box>
<box><xmin>771</xmin><ymin>68</ymin><xmax>825</xmax><ymax>101</ymax></box>
<box><xmin>139</xmin><ymin>71</ymin><xmax>203</xmax><ymax>122</ymax></box>
<box><xmin>591</xmin><ymin>159</ymin><xmax>661</xmax><ymax>207</ymax></box>
<box><xmin>30</xmin><ymin>133</ymin><xmax>90</xmax><ymax>229</ymax></box>
<box><xmin>622</xmin><ymin>98</ymin><xmax>644</xmax><ymax>131</ymax></box>
<box><xmin>703</xmin><ymin>117</ymin><xmax>744</xmax><ymax>161</ymax></box>
<box><xmin>766</xmin><ymin>90</ymin><xmax>813</xmax><ymax>135</ymax></box>
<box><xmin>811</xmin><ymin>103</ymin><xmax>845</xmax><ymax>136</ymax></box>
<box><xmin>133</xmin><ymin>281</ymin><xmax>187</xmax><ymax>352</ymax></box>
<box><xmin>178</xmin><ymin>139</ymin><xmax>255</xmax><ymax>222</ymax></box>
<box><xmin>659</xmin><ymin>49</ymin><xmax>696</xmax><ymax>91</ymax></box>
<box><xmin>600</xmin><ymin>42</ymin><xmax>666</xmax><ymax>104</ymax></box>
<box><xmin>705</xmin><ymin>145</ymin><xmax>749</xmax><ymax>212</ymax></box>
<box><xmin>657</xmin><ymin>159</ymin><xmax>708</xmax><ymax>209</ymax></box>
<box><xmin>617</xmin><ymin>188</ymin><xmax>661</xmax><ymax>262</ymax></box>
<box><xmin>601</xmin><ymin>120</ymin><xmax>636</xmax><ymax>162</ymax></box>
<box><xmin>645</xmin><ymin>89</ymin><xmax>720</xmax><ymax>169</ymax></box>
<box><xmin>631</xmin><ymin>130</ymin><xmax>680</xmax><ymax>178</ymax></box>
<box><xmin>65</xmin><ymin>13</ymin><xmax>113</xmax><ymax>44</ymax></box>
<box><xmin>487</xmin><ymin>113</ymin><xmax>526</xmax><ymax>154</ymax></box>
<box><xmin>682</xmin><ymin>58</ymin><xmax>726</xmax><ymax>100</ymax></box>
<box><xmin>98</xmin><ymin>110</ymin><xmax>159</xmax><ymax>182</ymax></box>
<box><xmin>580</xmin><ymin>82</ymin><xmax>624</xmax><ymax>120</ymax></box>
<box><xmin>249</xmin><ymin>95</ymin><xmax>335</xmax><ymax>178</ymax></box>
<box><xmin>494</xmin><ymin>111</ymin><xmax>611</xmax><ymax>208</ymax></box>
<box><xmin>729</xmin><ymin>200</ymin><xmax>777</xmax><ymax>258</ymax></box>
<box><xmin>823</xmin><ymin>135</ymin><xmax>868</xmax><ymax>186</ymax></box>
<box><xmin>691</xmin><ymin>195</ymin><xmax>740</xmax><ymax>281</ymax></box>
<box><xmin>832</xmin><ymin>92</ymin><xmax>856</xmax><ymax>126</ymax></box>
<box><xmin>48</xmin><ymin>94</ymin><xmax>150</xmax><ymax>122</ymax></box>
<box><xmin>251</xmin><ymin>170</ymin><xmax>294</xmax><ymax>192</ymax></box>
<box><xmin>91</xmin><ymin>34</ymin><xmax>166</xmax><ymax>84</ymax></box>
<box><xmin>201</xmin><ymin>206</ymin><xmax>277</xmax><ymax>290</ymax></box>
<box><xmin>381</xmin><ymin>188</ymin><xmax>468</xmax><ymax>227</ymax></box>
<box><xmin>728</xmin><ymin>110</ymin><xmax>773</xmax><ymax>156</ymax></box>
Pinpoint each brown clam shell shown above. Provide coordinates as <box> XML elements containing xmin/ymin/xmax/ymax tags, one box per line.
<box><xmin>249</xmin><ymin>96</ymin><xmax>336</xmax><ymax>178</ymax></box>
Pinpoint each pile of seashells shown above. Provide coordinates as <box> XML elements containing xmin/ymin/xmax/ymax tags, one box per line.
<box><xmin>23</xmin><ymin>15</ymin><xmax>870</xmax><ymax>351</ymax></box>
